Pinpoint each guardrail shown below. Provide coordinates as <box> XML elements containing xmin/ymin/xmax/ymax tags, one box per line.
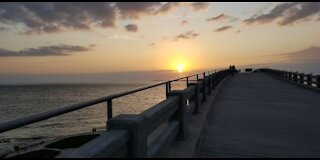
<box><xmin>64</xmin><ymin>69</ymin><xmax>231</xmax><ymax>158</ymax></box>
<box><xmin>0</xmin><ymin>68</ymin><xmax>231</xmax><ymax>158</ymax></box>
<box><xmin>257</xmin><ymin>68</ymin><xmax>320</xmax><ymax>89</ymax></box>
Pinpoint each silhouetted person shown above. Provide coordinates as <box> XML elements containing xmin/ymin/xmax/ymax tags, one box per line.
<box><xmin>229</xmin><ymin>65</ymin><xmax>238</xmax><ymax>75</ymax></box>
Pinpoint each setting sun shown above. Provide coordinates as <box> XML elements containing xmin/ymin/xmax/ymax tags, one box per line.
<box><xmin>177</xmin><ymin>64</ymin><xmax>184</xmax><ymax>73</ymax></box>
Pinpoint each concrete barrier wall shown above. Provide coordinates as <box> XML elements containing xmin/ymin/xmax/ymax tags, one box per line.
<box><xmin>64</xmin><ymin>70</ymin><xmax>231</xmax><ymax>158</ymax></box>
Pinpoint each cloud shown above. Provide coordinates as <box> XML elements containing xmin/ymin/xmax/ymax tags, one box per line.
<box><xmin>270</xmin><ymin>46</ymin><xmax>320</xmax><ymax>62</ymax></box>
<box><xmin>172</xmin><ymin>30</ymin><xmax>199</xmax><ymax>41</ymax></box>
<box><xmin>187</xmin><ymin>2</ymin><xmax>210</xmax><ymax>11</ymax></box>
<box><xmin>115</xmin><ymin>2</ymin><xmax>162</xmax><ymax>19</ymax></box>
<box><xmin>0</xmin><ymin>2</ymin><xmax>116</xmax><ymax>34</ymax></box>
<box><xmin>243</xmin><ymin>2</ymin><xmax>320</xmax><ymax>26</ymax></box>
<box><xmin>0</xmin><ymin>45</ymin><xmax>90</xmax><ymax>57</ymax></box>
<box><xmin>260</xmin><ymin>46</ymin><xmax>320</xmax><ymax>73</ymax></box>
<box><xmin>181</xmin><ymin>20</ymin><xmax>188</xmax><ymax>25</ymax></box>
<box><xmin>106</xmin><ymin>34</ymin><xmax>138</xmax><ymax>40</ymax></box>
<box><xmin>125</xmin><ymin>24</ymin><xmax>138</xmax><ymax>32</ymax></box>
<box><xmin>206</xmin><ymin>13</ymin><xmax>229</xmax><ymax>22</ymax></box>
<box><xmin>0</xmin><ymin>26</ymin><xmax>8</xmax><ymax>31</ymax></box>
<box><xmin>206</xmin><ymin>13</ymin><xmax>239</xmax><ymax>23</ymax></box>
<box><xmin>213</xmin><ymin>26</ymin><xmax>233</xmax><ymax>32</ymax></box>
<box><xmin>154</xmin><ymin>2</ymin><xmax>181</xmax><ymax>15</ymax></box>
<box><xmin>0</xmin><ymin>2</ymin><xmax>213</xmax><ymax>34</ymax></box>
<box><xmin>154</xmin><ymin>2</ymin><xmax>210</xmax><ymax>15</ymax></box>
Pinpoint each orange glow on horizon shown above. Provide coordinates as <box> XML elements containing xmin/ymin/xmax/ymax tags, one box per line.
<box><xmin>153</xmin><ymin>40</ymin><xmax>205</xmax><ymax>72</ymax></box>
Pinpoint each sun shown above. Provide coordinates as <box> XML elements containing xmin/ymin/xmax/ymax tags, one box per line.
<box><xmin>177</xmin><ymin>64</ymin><xmax>184</xmax><ymax>73</ymax></box>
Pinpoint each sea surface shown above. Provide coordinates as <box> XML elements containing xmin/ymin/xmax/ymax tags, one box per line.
<box><xmin>0</xmin><ymin>82</ymin><xmax>186</xmax><ymax>156</ymax></box>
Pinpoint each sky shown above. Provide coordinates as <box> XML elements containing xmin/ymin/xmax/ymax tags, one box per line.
<box><xmin>0</xmin><ymin>2</ymin><xmax>319</xmax><ymax>83</ymax></box>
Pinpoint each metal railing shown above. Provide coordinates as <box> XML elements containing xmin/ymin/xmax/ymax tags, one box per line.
<box><xmin>65</xmin><ymin>68</ymin><xmax>231</xmax><ymax>158</ymax></box>
<box><xmin>257</xmin><ymin>68</ymin><xmax>320</xmax><ymax>89</ymax></box>
<box><xmin>0</xmin><ymin>69</ymin><xmax>226</xmax><ymax>134</ymax></box>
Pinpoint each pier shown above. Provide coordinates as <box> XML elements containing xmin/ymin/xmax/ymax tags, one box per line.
<box><xmin>1</xmin><ymin>68</ymin><xmax>320</xmax><ymax>158</ymax></box>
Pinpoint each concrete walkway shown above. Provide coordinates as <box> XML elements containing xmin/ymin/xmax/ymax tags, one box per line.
<box><xmin>199</xmin><ymin>73</ymin><xmax>320</xmax><ymax>158</ymax></box>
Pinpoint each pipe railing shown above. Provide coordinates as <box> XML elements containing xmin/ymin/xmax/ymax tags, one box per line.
<box><xmin>65</xmin><ymin>69</ymin><xmax>231</xmax><ymax>158</ymax></box>
<box><xmin>0</xmin><ymin>69</ymin><xmax>227</xmax><ymax>134</ymax></box>
<box><xmin>257</xmin><ymin>68</ymin><xmax>320</xmax><ymax>89</ymax></box>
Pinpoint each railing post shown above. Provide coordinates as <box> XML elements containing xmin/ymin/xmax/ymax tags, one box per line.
<box><xmin>168</xmin><ymin>90</ymin><xmax>188</xmax><ymax>140</ymax></box>
<box><xmin>216</xmin><ymin>71</ymin><xmax>220</xmax><ymax>83</ymax></box>
<box><xmin>202</xmin><ymin>72</ymin><xmax>207</xmax><ymax>102</ymax></box>
<box><xmin>107</xmin><ymin>99</ymin><xmax>113</xmax><ymax>120</ymax></box>
<box><xmin>208</xmin><ymin>73</ymin><xmax>212</xmax><ymax>95</ymax></box>
<box><xmin>299</xmin><ymin>73</ymin><xmax>304</xmax><ymax>84</ymax></box>
<box><xmin>293</xmin><ymin>72</ymin><xmax>298</xmax><ymax>82</ymax></box>
<box><xmin>188</xmin><ymin>83</ymin><xmax>199</xmax><ymax>114</ymax></box>
<box><xmin>288</xmin><ymin>72</ymin><xmax>292</xmax><ymax>81</ymax></box>
<box><xmin>165</xmin><ymin>82</ymin><xmax>171</xmax><ymax>98</ymax></box>
<box><xmin>186</xmin><ymin>77</ymin><xmax>189</xmax><ymax>87</ymax></box>
<box><xmin>317</xmin><ymin>75</ymin><xmax>320</xmax><ymax>88</ymax></box>
<box><xmin>211</xmin><ymin>72</ymin><xmax>216</xmax><ymax>90</ymax></box>
<box><xmin>307</xmin><ymin>74</ymin><xmax>312</xmax><ymax>86</ymax></box>
<box><xmin>107</xmin><ymin>114</ymin><xmax>147</xmax><ymax>158</ymax></box>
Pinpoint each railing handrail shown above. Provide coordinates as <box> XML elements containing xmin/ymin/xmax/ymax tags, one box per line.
<box><xmin>0</xmin><ymin>69</ymin><xmax>225</xmax><ymax>134</ymax></box>
<box><xmin>258</xmin><ymin>68</ymin><xmax>320</xmax><ymax>89</ymax></box>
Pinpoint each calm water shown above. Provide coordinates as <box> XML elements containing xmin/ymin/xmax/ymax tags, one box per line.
<box><xmin>0</xmin><ymin>82</ymin><xmax>186</xmax><ymax>156</ymax></box>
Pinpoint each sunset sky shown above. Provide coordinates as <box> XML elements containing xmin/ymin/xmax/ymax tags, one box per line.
<box><xmin>0</xmin><ymin>2</ymin><xmax>319</xmax><ymax>83</ymax></box>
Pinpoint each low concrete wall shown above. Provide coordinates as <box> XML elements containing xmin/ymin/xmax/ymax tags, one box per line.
<box><xmin>168</xmin><ymin>75</ymin><xmax>230</xmax><ymax>158</ymax></box>
<box><xmin>63</xmin><ymin>70</ymin><xmax>231</xmax><ymax>158</ymax></box>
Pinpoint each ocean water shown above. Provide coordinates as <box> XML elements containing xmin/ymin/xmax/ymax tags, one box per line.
<box><xmin>0</xmin><ymin>82</ymin><xmax>186</xmax><ymax>156</ymax></box>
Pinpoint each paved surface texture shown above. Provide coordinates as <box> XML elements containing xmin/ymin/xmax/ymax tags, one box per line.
<box><xmin>199</xmin><ymin>73</ymin><xmax>320</xmax><ymax>158</ymax></box>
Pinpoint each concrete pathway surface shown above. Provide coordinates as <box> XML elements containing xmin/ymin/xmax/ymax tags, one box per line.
<box><xmin>199</xmin><ymin>73</ymin><xmax>320</xmax><ymax>158</ymax></box>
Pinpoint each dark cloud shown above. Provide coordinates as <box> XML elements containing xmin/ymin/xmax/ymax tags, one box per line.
<box><xmin>206</xmin><ymin>13</ymin><xmax>229</xmax><ymax>22</ymax></box>
<box><xmin>173</xmin><ymin>31</ymin><xmax>199</xmax><ymax>41</ymax></box>
<box><xmin>243</xmin><ymin>2</ymin><xmax>320</xmax><ymax>26</ymax></box>
<box><xmin>0</xmin><ymin>45</ymin><xmax>90</xmax><ymax>57</ymax></box>
<box><xmin>125</xmin><ymin>24</ymin><xmax>138</xmax><ymax>32</ymax></box>
<box><xmin>213</xmin><ymin>26</ymin><xmax>233</xmax><ymax>32</ymax></box>
<box><xmin>181</xmin><ymin>20</ymin><xmax>188</xmax><ymax>25</ymax></box>
<box><xmin>0</xmin><ymin>2</ymin><xmax>212</xmax><ymax>34</ymax></box>
<box><xmin>116</xmin><ymin>2</ymin><xmax>162</xmax><ymax>19</ymax></box>
<box><xmin>206</xmin><ymin>13</ymin><xmax>239</xmax><ymax>23</ymax></box>
<box><xmin>0</xmin><ymin>2</ymin><xmax>116</xmax><ymax>34</ymax></box>
<box><xmin>188</xmin><ymin>2</ymin><xmax>210</xmax><ymax>11</ymax></box>
<box><xmin>154</xmin><ymin>2</ymin><xmax>210</xmax><ymax>15</ymax></box>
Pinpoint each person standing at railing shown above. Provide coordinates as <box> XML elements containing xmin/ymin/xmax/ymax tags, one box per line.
<box><xmin>229</xmin><ymin>65</ymin><xmax>238</xmax><ymax>75</ymax></box>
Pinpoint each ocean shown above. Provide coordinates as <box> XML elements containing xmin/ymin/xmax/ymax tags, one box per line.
<box><xmin>0</xmin><ymin>82</ymin><xmax>186</xmax><ymax>156</ymax></box>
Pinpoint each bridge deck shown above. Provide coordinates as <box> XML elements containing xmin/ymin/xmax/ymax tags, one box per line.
<box><xmin>199</xmin><ymin>73</ymin><xmax>320</xmax><ymax>158</ymax></box>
